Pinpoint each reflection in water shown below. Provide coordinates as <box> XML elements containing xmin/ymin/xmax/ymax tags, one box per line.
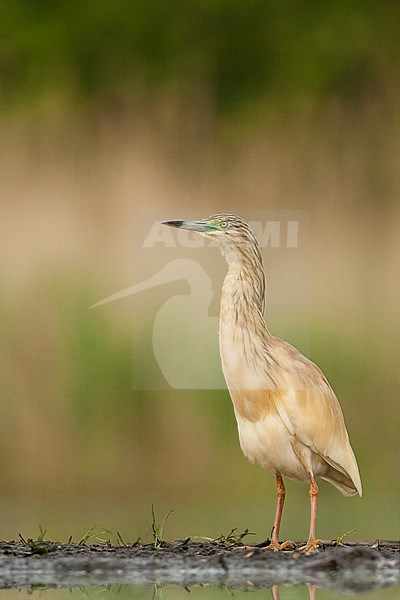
<box><xmin>2</xmin><ymin>583</ymin><xmax>400</xmax><ymax>600</ymax></box>
<box><xmin>153</xmin><ymin>582</ymin><xmax>164</xmax><ymax>600</ymax></box>
<box><xmin>272</xmin><ymin>583</ymin><xmax>316</xmax><ymax>599</ymax></box>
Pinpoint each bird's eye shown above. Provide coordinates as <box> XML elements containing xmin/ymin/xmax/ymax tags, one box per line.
<box><xmin>221</xmin><ymin>221</ymin><xmax>228</xmax><ymax>229</ymax></box>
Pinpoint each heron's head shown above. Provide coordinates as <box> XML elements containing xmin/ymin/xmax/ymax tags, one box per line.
<box><xmin>163</xmin><ymin>213</ymin><xmax>264</xmax><ymax>298</ymax></box>
<box><xmin>163</xmin><ymin>213</ymin><xmax>263</xmax><ymax>269</ymax></box>
<box><xmin>163</xmin><ymin>213</ymin><xmax>258</xmax><ymax>252</ymax></box>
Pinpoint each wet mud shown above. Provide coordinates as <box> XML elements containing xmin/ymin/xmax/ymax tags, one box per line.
<box><xmin>0</xmin><ymin>539</ymin><xmax>399</xmax><ymax>593</ymax></box>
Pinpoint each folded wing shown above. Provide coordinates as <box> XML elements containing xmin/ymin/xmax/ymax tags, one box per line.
<box><xmin>271</xmin><ymin>338</ymin><xmax>362</xmax><ymax>497</ymax></box>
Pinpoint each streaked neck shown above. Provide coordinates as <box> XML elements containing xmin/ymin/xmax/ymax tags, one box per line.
<box><xmin>219</xmin><ymin>241</ymin><xmax>268</xmax><ymax>334</ymax></box>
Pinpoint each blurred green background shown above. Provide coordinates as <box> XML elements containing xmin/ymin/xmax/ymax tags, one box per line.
<box><xmin>1</xmin><ymin>1</ymin><xmax>399</xmax><ymax>545</ymax></box>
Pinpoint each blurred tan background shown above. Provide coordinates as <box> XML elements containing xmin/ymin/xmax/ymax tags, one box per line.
<box><xmin>0</xmin><ymin>2</ymin><xmax>399</xmax><ymax>544</ymax></box>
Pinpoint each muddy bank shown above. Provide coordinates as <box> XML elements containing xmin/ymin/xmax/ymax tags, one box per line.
<box><xmin>0</xmin><ymin>539</ymin><xmax>399</xmax><ymax>593</ymax></box>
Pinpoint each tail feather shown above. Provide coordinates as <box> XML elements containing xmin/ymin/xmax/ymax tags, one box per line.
<box><xmin>320</xmin><ymin>467</ymin><xmax>360</xmax><ymax>497</ymax></box>
<box><xmin>321</xmin><ymin>444</ymin><xmax>362</xmax><ymax>497</ymax></box>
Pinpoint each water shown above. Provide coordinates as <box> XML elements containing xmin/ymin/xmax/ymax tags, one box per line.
<box><xmin>1</xmin><ymin>584</ymin><xmax>399</xmax><ymax>599</ymax></box>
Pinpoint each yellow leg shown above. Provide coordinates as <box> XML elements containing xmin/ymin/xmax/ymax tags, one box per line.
<box><xmin>272</xmin><ymin>472</ymin><xmax>285</xmax><ymax>543</ymax></box>
<box><xmin>232</xmin><ymin>473</ymin><xmax>294</xmax><ymax>552</ymax></box>
<box><xmin>299</xmin><ymin>473</ymin><xmax>324</xmax><ymax>553</ymax></box>
<box><xmin>265</xmin><ymin>472</ymin><xmax>294</xmax><ymax>551</ymax></box>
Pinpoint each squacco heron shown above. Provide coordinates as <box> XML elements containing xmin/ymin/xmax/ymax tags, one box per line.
<box><xmin>163</xmin><ymin>213</ymin><xmax>362</xmax><ymax>552</ymax></box>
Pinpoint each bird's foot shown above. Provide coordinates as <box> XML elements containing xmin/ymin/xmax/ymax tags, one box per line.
<box><xmin>264</xmin><ymin>539</ymin><xmax>295</xmax><ymax>551</ymax></box>
<box><xmin>298</xmin><ymin>538</ymin><xmax>324</xmax><ymax>553</ymax></box>
<box><xmin>232</xmin><ymin>539</ymin><xmax>295</xmax><ymax>552</ymax></box>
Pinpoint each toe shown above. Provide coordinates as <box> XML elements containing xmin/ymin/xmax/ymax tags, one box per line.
<box><xmin>299</xmin><ymin>538</ymin><xmax>324</xmax><ymax>553</ymax></box>
<box><xmin>266</xmin><ymin>540</ymin><xmax>295</xmax><ymax>551</ymax></box>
